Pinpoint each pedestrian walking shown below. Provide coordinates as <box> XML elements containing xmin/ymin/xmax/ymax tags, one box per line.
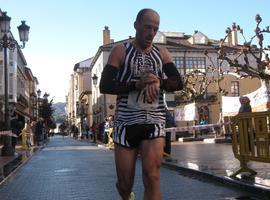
<box><xmin>100</xmin><ymin>8</ymin><xmax>183</xmax><ymax>200</ymax></box>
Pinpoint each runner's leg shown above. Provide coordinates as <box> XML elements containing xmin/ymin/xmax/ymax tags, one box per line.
<box><xmin>140</xmin><ymin>137</ymin><xmax>164</xmax><ymax>200</ymax></box>
<box><xmin>114</xmin><ymin>144</ymin><xmax>137</xmax><ymax>200</ymax></box>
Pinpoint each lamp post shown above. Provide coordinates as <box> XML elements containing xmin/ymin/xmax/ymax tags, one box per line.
<box><xmin>92</xmin><ymin>73</ymin><xmax>107</xmax><ymax>120</ymax></box>
<box><xmin>92</xmin><ymin>74</ymin><xmax>98</xmax><ymax>121</ymax></box>
<box><xmin>42</xmin><ymin>92</ymin><xmax>50</xmax><ymax>141</ymax></box>
<box><xmin>37</xmin><ymin>89</ymin><xmax>41</xmax><ymax>120</ymax></box>
<box><xmin>92</xmin><ymin>74</ymin><xmax>98</xmax><ymax>87</ymax></box>
<box><xmin>0</xmin><ymin>12</ymin><xmax>30</xmax><ymax>156</ymax></box>
<box><xmin>92</xmin><ymin>74</ymin><xmax>98</xmax><ymax>143</ymax></box>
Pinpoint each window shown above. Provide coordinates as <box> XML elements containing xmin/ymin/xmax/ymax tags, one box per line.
<box><xmin>172</xmin><ymin>57</ymin><xmax>184</xmax><ymax>75</ymax></box>
<box><xmin>231</xmin><ymin>81</ymin><xmax>239</xmax><ymax>96</ymax></box>
<box><xmin>172</xmin><ymin>57</ymin><xmax>206</xmax><ymax>75</ymax></box>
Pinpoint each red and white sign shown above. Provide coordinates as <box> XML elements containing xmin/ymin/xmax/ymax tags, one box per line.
<box><xmin>175</xmin><ymin>103</ymin><xmax>198</xmax><ymax>121</ymax></box>
<box><xmin>165</xmin><ymin>123</ymin><xmax>220</xmax><ymax>132</ymax></box>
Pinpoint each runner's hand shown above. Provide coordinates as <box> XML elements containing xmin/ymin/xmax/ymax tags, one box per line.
<box><xmin>145</xmin><ymin>81</ymin><xmax>160</xmax><ymax>103</ymax></box>
<box><xmin>136</xmin><ymin>72</ymin><xmax>159</xmax><ymax>90</ymax></box>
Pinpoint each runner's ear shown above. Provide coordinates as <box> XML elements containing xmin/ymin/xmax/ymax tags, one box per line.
<box><xmin>134</xmin><ymin>21</ymin><xmax>138</xmax><ymax>30</ymax></box>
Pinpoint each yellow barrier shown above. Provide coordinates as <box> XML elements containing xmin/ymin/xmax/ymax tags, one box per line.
<box><xmin>231</xmin><ymin>111</ymin><xmax>270</xmax><ymax>177</ymax></box>
<box><xmin>108</xmin><ymin>127</ymin><xmax>114</xmax><ymax>149</ymax></box>
<box><xmin>21</xmin><ymin>128</ymin><xmax>27</xmax><ymax>149</ymax></box>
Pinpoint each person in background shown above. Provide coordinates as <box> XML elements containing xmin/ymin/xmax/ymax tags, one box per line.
<box><xmin>103</xmin><ymin>118</ymin><xmax>110</xmax><ymax>144</ymax></box>
<box><xmin>91</xmin><ymin>121</ymin><xmax>97</xmax><ymax>143</ymax></box>
<box><xmin>238</xmin><ymin>96</ymin><xmax>252</xmax><ymax>113</ymax></box>
<box><xmin>238</xmin><ymin>96</ymin><xmax>252</xmax><ymax>149</ymax></box>
<box><xmin>107</xmin><ymin>115</ymin><xmax>114</xmax><ymax>148</ymax></box>
<box><xmin>164</xmin><ymin>108</ymin><xmax>176</xmax><ymax>157</ymax></box>
<box><xmin>85</xmin><ymin>124</ymin><xmax>90</xmax><ymax>140</ymax></box>
<box><xmin>10</xmin><ymin>113</ymin><xmax>23</xmax><ymax>149</ymax></box>
<box><xmin>25</xmin><ymin>120</ymin><xmax>31</xmax><ymax>148</ymax></box>
<box><xmin>35</xmin><ymin>119</ymin><xmax>44</xmax><ymax>145</ymax></box>
<box><xmin>98</xmin><ymin>119</ymin><xmax>105</xmax><ymax>142</ymax></box>
<box><xmin>100</xmin><ymin>8</ymin><xmax>183</xmax><ymax>200</ymax></box>
<box><xmin>30</xmin><ymin>121</ymin><xmax>36</xmax><ymax>145</ymax></box>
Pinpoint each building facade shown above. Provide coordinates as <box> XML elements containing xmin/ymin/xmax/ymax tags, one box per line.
<box><xmin>0</xmin><ymin>10</ymin><xmax>39</xmax><ymax>131</ymax></box>
<box><xmin>66</xmin><ymin>58</ymin><xmax>93</xmax><ymax>136</ymax></box>
<box><xmin>89</xmin><ymin>26</ymin><xmax>260</xmax><ymax>127</ymax></box>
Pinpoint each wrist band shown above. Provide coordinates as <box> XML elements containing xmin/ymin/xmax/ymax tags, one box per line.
<box><xmin>128</xmin><ymin>81</ymin><xmax>137</xmax><ymax>91</ymax></box>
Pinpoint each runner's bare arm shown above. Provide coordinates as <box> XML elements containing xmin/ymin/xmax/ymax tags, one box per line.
<box><xmin>100</xmin><ymin>45</ymin><xmax>144</xmax><ymax>94</ymax></box>
<box><xmin>159</xmin><ymin>46</ymin><xmax>183</xmax><ymax>92</ymax></box>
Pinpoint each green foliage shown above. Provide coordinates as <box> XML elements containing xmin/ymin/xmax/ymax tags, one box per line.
<box><xmin>39</xmin><ymin>98</ymin><xmax>56</xmax><ymax>129</ymax></box>
<box><xmin>59</xmin><ymin>122</ymin><xmax>67</xmax><ymax>132</ymax></box>
<box><xmin>39</xmin><ymin>99</ymin><xmax>54</xmax><ymax>119</ymax></box>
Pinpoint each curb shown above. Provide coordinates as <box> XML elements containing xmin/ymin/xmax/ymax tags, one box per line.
<box><xmin>162</xmin><ymin>160</ymin><xmax>270</xmax><ymax>199</ymax></box>
<box><xmin>0</xmin><ymin>145</ymin><xmax>44</xmax><ymax>186</ymax></box>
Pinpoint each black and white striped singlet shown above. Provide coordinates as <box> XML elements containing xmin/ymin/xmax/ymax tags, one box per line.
<box><xmin>113</xmin><ymin>42</ymin><xmax>166</xmax><ymax>147</ymax></box>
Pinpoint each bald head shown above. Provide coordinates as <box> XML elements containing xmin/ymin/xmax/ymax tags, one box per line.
<box><xmin>135</xmin><ymin>8</ymin><xmax>159</xmax><ymax>23</ymax></box>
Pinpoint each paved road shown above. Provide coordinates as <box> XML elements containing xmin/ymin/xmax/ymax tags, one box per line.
<box><xmin>171</xmin><ymin>141</ymin><xmax>270</xmax><ymax>183</ymax></box>
<box><xmin>0</xmin><ymin>136</ymin><xmax>262</xmax><ymax>200</ymax></box>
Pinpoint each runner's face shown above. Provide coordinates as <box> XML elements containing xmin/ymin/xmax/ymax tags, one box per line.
<box><xmin>135</xmin><ymin>11</ymin><xmax>159</xmax><ymax>49</ymax></box>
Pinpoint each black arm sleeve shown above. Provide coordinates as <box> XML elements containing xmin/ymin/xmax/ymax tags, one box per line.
<box><xmin>161</xmin><ymin>62</ymin><xmax>183</xmax><ymax>92</ymax></box>
<box><xmin>99</xmin><ymin>64</ymin><xmax>137</xmax><ymax>95</ymax></box>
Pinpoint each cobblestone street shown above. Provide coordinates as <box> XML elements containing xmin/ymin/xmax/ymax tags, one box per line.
<box><xmin>0</xmin><ymin>136</ymin><xmax>262</xmax><ymax>200</ymax></box>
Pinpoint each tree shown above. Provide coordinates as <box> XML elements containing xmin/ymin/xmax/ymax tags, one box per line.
<box><xmin>213</xmin><ymin>14</ymin><xmax>269</xmax><ymax>80</ymax></box>
<box><xmin>175</xmin><ymin>69</ymin><xmax>222</xmax><ymax>105</ymax></box>
<box><xmin>39</xmin><ymin>95</ymin><xmax>56</xmax><ymax>130</ymax></box>
<box><xmin>177</xmin><ymin>14</ymin><xmax>270</xmax><ymax>105</ymax></box>
<box><xmin>59</xmin><ymin>122</ymin><xmax>67</xmax><ymax>133</ymax></box>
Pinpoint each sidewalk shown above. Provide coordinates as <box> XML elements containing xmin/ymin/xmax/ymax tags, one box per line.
<box><xmin>165</xmin><ymin>140</ymin><xmax>270</xmax><ymax>196</ymax></box>
<box><xmin>0</xmin><ymin>144</ymin><xmax>41</xmax><ymax>184</ymax></box>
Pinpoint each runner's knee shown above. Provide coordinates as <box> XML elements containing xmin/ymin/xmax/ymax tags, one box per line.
<box><xmin>143</xmin><ymin>163</ymin><xmax>161</xmax><ymax>186</ymax></box>
<box><xmin>143</xmin><ymin>170</ymin><xmax>160</xmax><ymax>183</ymax></box>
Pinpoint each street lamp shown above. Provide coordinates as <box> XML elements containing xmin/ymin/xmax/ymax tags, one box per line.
<box><xmin>37</xmin><ymin>89</ymin><xmax>41</xmax><ymax>120</ymax></box>
<box><xmin>0</xmin><ymin>12</ymin><xmax>30</xmax><ymax>156</ymax></box>
<box><xmin>92</xmin><ymin>74</ymin><xmax>98</xmax><ymax>118</ymax></box>
<box><xmin>91</xmin><ymin>74</ymin><xmax>98</xmax><ymax>143</ymax></box>
<box><xmin>92</xmin><ymin>73</ymin><xmax>98</xmax><ymax>118</ymax></box>
<box><xmin>37</xmin><ymin>89</ymin><xmax>41</xmax><ymax>98</ymax></box>
<box><xmin>17</xmin><ymin>21</ymin><xmax>30</xmax><ymax>49</ymax></box>
<box><xmin>92</xmin><ymin>74</ymin><xmax>98</xmax><ymax>87</ymax></box>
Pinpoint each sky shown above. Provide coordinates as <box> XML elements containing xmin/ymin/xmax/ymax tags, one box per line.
<box><xmin>1</xmin><ymin>0</ymin><xmax>270</xmax><ymax>103</ymax></box>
